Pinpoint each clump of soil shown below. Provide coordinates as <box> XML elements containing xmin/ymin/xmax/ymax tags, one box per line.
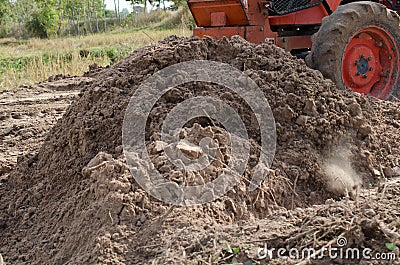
<box><xmin>148</xmin><ymin>124</ymin><xmax>232</xmax><ymax>186</ymax></box>
<box><xmin>1</xmin><ymin>36</ymin><xmax>399</xmax><ymax>264</ymax></box>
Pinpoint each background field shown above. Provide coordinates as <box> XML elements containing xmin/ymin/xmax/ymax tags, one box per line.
<box><xmin>0</xmin><ymin>8</ymin><xmax>192</xmax><ymax>90</ymax></box>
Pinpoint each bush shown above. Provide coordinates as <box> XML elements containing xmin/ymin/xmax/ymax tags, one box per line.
<box><xmin>26</xmin><ymin>6</ymin><xmax>58</xmax><ymax>38</ymax></box>
<box><xmin>155</xmin><ymin>5</ymin><xmax>195</xmax><ymax>30</ymax></box>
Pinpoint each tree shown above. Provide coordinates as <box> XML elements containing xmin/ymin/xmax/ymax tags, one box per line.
<box><xmin>93</xmin><ymin>0</ymin><xmax>99</xmax><ymax>32</ymax></box>
<box><xmin>102</xmin><ymin>0</ymin><xmax>107</xmax><ymax>31</ymax></box>
<box><xmin>0</xmin><ymin>0</ymin><xmax>109</xmax><ymax>37</ymax></box>
<box><xmin>0</xmin><ymin>0</ymin><xmax>10</xmax><ymax>25</ymax></box>
<box><xmin>26</xmin><ymin>4</ymin><xmax>59</xmax><ymax>38</ymax></box>
<box><xmin>113</xmin><ymin>0</ymin><xmax>120</xmax><ymax>23</ymax></box>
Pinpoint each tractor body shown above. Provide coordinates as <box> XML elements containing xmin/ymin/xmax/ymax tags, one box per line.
<box><xmin>188</xmin><ymin>0</ymin><xmax>399</xmax><ymax>51</ymax></box>
<box><xmin>189</xmin><ymin>0</ymin><xmax>335</xmax><ymax>51</ymax></box>
<box><xmin>188</xmin><ymin>0</ymin><xmax>400</xmax><ymax>99</ymax></box>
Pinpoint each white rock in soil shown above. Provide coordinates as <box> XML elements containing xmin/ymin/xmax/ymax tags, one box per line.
<box><xmin>373</xmin><ymin>169</ymin><xmax>381</xmax><ymax>176</ymax></box>
<box><xmin>177</xmin><ymin>140</ymin><xmax>202</xmax><ymax>159</ymax></box>
<box><xmin>153</xmin><ymin>141</ymin><xmax>167</xmax><ymax>153</ymax></box>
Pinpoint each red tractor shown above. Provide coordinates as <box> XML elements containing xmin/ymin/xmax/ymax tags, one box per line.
<box><xmin>187</xmin><ymin>0</ymin><xmax>400</xmax><ymax>100</ymax></box>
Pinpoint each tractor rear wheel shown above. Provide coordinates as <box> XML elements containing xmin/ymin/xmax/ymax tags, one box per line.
<box><xmin>306</xmin><ymin>2</ymin><xmax>400</xmax><ymax>100</ymax></box>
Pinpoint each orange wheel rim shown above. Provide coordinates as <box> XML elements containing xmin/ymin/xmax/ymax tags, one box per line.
<box><xmin>342</xmin><ymin>25</ymin><xmax>399</xmax><ymax>99</ymax></box>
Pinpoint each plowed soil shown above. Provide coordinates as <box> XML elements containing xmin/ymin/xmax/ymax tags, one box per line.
<box><xmin>0</xmin><ymin>36</ymin><xmax>399</xmax><ymax>265</ymax></box>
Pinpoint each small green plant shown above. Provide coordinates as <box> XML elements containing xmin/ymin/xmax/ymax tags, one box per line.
<box><xmin>223</xmin><ymin>243</ymin><xmax>244</xmax><ymax>264</ymax></box>
<box><xmin>386</xmin><ymin>242</ymin><xmax>396</xmax><ymax>251</ymax></box>
<box><xmin>226</xmin><ymin>243</ymin><xmax>240</xmax><ymax>255</ymax></box>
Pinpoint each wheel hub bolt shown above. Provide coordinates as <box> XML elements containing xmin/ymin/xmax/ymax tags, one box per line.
<box><xmin>356</xmin><ymin>72</ymin><xmax>360</xmax><ymax>76</ymax></box>
<box><xmin>363</xmin><ymin>74</ymin><xmax>368</xmax><ymax>79</ymax></box>
<box><xmin>377</xmin><ymin>42</ymin><xmax>383</xmax><ymax>47</ymax></box>
<box><xmin>367</xmin><ymin>57</ymin><xmax>372</xmax><ymax>61</ymax></box>
<box><xmin>360</xmin><ymin>54</ymin><xmax>365</xmax><ymax>59</ymax></box>
<box><xmin>369</xmin><ymin>67</ymin><xmax>373</xmax><ymax>71</ymax></box>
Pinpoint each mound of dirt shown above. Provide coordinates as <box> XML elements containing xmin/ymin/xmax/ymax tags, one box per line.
<box><xmin>1</xmin><ymin>36</ymin><xmax>400</xmax><ymax>264</ymax></box>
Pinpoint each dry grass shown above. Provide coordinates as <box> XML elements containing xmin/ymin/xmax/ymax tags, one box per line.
<box><xmin>1</xmin><ymin>52</ymin><xmax>109</xmax><ymax>89</ymax></box>
<box><xmin>0</xmin><ymin>28</ymin><xmax>190</xmax><ymax>57</ymax></box>
<box><xmin>0</xmin><ymin>28</ymin><xmax>191</xmax><ymax>90</ymax></box>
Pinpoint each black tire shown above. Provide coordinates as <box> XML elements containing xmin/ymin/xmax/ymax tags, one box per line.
<box><xmin>306</xmin><ymin>1</ymin><xmax>400</xmax><ymax>100</ymax></box>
